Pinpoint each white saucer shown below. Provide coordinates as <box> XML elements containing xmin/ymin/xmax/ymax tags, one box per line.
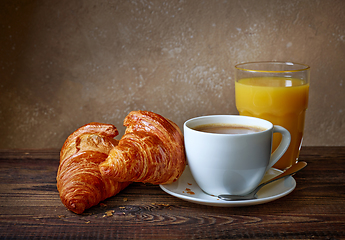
<box><xmin>159</xmin><ymin>166</ymin><xmax>296</xmax><ymax>207</ymax></box>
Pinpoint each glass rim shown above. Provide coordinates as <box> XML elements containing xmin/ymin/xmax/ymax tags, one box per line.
<box><xmin>235</xmin><ymin>61</ymin><xmax>310</xmax><ymax>73</ymax></box>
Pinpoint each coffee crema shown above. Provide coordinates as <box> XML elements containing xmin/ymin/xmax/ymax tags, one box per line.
<box><xmin>192</xmin><ymin>123</ymin><xmax>266</xmax><ymax>134</ymax></box>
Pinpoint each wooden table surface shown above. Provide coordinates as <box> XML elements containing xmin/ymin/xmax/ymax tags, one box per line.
<box><xmin>0</xmin><ymin>146</ymin><xmax>344</xmax><ymax>239</ymax></box>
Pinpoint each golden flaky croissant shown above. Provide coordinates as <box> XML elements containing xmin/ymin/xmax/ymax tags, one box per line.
<box><xmin>99</xmin><ymin>111</ymin><xmax>186</xmax><ymax>184</ymax></box>
<box><xmin>57</xmin><ymin>122</ymin><xmax>130</xmax><ymax>214</ymax></box>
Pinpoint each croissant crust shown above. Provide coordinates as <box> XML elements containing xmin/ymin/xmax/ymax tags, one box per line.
<box><xmin>99</xmin><ymin>111</ymin><xmax>186</xmax><ymax>184</ymax></box>
<box><xmin>57</xmin><ymin>122</ymin><xmax>130</xmax><ymax>214</ymax></box>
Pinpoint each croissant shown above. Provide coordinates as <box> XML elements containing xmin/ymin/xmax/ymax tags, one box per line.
<box><xmin>99</xmin><ymin>110</ymin><xmax>186</xmax><ymax>185</ymax></box>
<box><xmin>57</xmin><ymin>122</ymin><xmax>130</xmax><ymax>214</ymax></box>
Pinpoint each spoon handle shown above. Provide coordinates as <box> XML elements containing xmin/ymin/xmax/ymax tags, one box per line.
<box><xmin>254</xmin><ymin>161</ymin><xmax>307</xmax><ymax>194</ymax></box>
<box><xmin>218</xmin><ymin>161</ymin><xmax>307</xmax><ymax>201</ymax></box>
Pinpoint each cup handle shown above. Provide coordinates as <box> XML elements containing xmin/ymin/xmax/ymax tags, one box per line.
<box><xmin>267</xmin><ymin>125</ymin><xmax>291</xmax><ymax>170</ymax></box>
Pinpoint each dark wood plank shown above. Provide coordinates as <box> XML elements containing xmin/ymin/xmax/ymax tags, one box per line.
<box><xmin>0</xmin><ymin>147</ymin><xmax>344</xmax><ymax>239</ymax></box>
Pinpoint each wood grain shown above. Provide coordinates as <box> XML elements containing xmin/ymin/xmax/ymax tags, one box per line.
<box><xmin>0</xmin><ymin>147</ymin><xmax>344</xmax><ymax>239</ymax></box>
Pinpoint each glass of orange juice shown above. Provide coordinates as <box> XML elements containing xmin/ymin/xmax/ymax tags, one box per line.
<box><xmin>235</xmin><ymin>61</ymin><xmax>310</xmax><ymax>170</ymax></box>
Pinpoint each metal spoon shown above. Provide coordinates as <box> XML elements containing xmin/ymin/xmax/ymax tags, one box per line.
<box><xmin>218</xmin><ymin>161</ymin><xmax>307</xmax><ymax>201</ymax></box>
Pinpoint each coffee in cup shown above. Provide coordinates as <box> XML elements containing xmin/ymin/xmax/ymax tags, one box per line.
<box><xmin>192</xmin><ymin>123</ymin><xmax>265</xmax><ymax>134</ymax></box>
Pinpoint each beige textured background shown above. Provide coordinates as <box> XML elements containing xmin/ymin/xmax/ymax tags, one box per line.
<box><xmin>1</xmin><ymin>0</ymin><xmax>344</xmax><ymax>149</ymax></box>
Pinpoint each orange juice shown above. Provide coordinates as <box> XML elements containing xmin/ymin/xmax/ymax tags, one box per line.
<box><xmin>235</xmin><ymin>77</ymin><xmax>309</xmax><ymax>169</ymax></box>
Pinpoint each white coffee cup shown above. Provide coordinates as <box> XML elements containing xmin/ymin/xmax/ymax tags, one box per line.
<box><xmin>184</xmin><ymin>115</ymin><xmax>291</xmax><ymax>196</ymax></box>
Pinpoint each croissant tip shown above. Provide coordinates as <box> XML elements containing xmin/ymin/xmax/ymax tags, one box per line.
<box><xmin>99</xmin><ymin>164</ymin><xmax>111</xmax><ymax>177</ymax></box>
<box><xmin>67</xmin><ymin>200</ymin><xmax>85</xmax><ymax>215</ymax></box>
